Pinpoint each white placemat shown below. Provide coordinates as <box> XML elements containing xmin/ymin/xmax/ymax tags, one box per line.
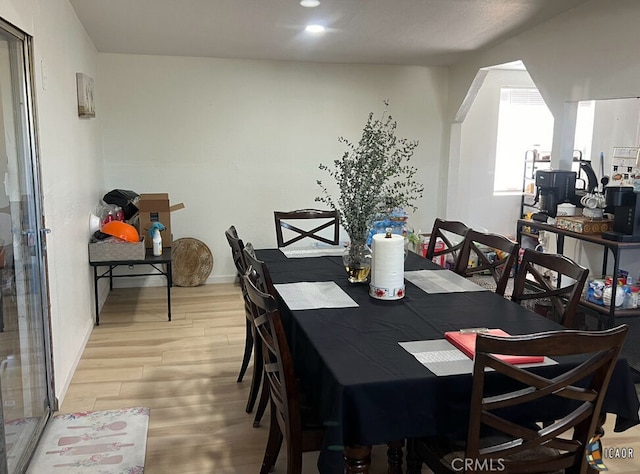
<box><xmin>400</xmin><ymin>339</ymin><xmax>474</xmax><ymax>376</ymax></box>
<box><xmin>280</xmin><ymin>246</ymin><xmax>345</xmax><ymax>258</ymax></box>
<box><xmin>405</xmin><ymin>269</ymin><xmax>488</xmax><ymax>293</ymax></box>
<box><xmin>274</xmin><ymin>281</ymin><xmax>358</xmax><ymax>310</ymax></box>
<box><xmin>399</xmin><ymin>339</ymin><xmax>557</xmax><ymax>376</ymax></box>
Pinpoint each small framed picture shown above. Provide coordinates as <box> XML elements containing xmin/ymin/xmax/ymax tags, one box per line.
<box><xmin>76</xmin><ymin>73</ymin><xmax>95</xmax><ymax>118</ymax></box>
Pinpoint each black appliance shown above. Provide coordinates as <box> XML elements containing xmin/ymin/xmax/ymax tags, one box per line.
<box><xmin>602</xmin><ymin>186</ymin><xmax>640</xmax><ymax>242</ymax></box>
<box><xmin>534</xmin><ymin>170</ymin><xmax>576</xmax><ymax>218</ymax></box>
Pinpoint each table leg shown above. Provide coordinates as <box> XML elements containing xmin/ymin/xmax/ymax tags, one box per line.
<box><xmin>609</xmin><ymin>249</ymin><xmax>619</xmax><ymax>328</ymax></box>
<box><xmin>595</xmin><ymin>412</ymin><xmax>606</xmax><ymax>438</ymax></box>
<box><xmin>166</xmin><ymin>262</ymin><xmax>172</xmax><ymax>321</ymax></box>
<box><xmin>344</xmin><ymin>445</ymin><xmax>371</xmax><ymax>474</ymax></box>
<box><xmin>406</xmin><ymin>438</ymin><xmax>422</xmax><ymax>474</ymax></box>
<box><xmin>386</xmin><ymin>440</ymin><xmax>404</xmax><ymax>474</ymax></box>
<box><xmin>556</xmin><ymin>234</ymin><xmax>565</xmax><ymax>254</ymax></box>
<box><xmin>93</xmin><ymin>266</ymin><xmax>100</xmax><ymax>326</ymax></box>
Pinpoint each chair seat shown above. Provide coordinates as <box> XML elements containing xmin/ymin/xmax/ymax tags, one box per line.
<box><xmin>443</xmin><ymin>448</ymin><xmax>564</xmax><ymax>474</ymax></box>
<box><xmin>467</xmin><ymin>273</ymin><xmax>515</xmax><ymax>298</ymax></box>
<box><xmin>417</xmin><ymin>434</ymin><xmax>564</xmax><ymax>474</ymax></box>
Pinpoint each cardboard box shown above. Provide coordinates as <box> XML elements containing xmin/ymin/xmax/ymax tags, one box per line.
<box><xmin>89</xmin><ymin>237</ymin><xmax>145</xmax><ymax>262</ymax></box>
<box><xmin>137</xmin><ymin>193</ymin><xmax>185</xmax><ymax>248</ymax></box>
<box><xmin>555</xmin><ymin>216</ymin><xmax>613</xmax><ymax>234</ymax></box>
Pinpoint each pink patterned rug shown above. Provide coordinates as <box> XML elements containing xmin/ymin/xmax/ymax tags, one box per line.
<box><xmin>27</xmin><ymin>407</ymin><xmax>149</xmax><ymax>473</ymax></box>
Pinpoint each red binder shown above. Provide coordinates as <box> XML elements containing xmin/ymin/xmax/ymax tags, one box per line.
<box><xmin>444</xmin><ymin>329</ymin><xmax>544</xmax><ymax>364</ymax></box>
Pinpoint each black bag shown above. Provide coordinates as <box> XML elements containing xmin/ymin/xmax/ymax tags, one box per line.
<box><xmin>103</xmin><ymin>189</ymin><xmax>139</xmax><ymax>219</ymax></box>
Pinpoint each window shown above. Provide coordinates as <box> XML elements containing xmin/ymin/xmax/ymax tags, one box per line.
<box><xmin>493</xmin><ymin>87</ymin><xmax>554</xmax><ymax>193</ymax></box>
<box><xmin>574</xmin><ymin>100</ymin><xmax>595</xmax><ymax>161</ymax></box>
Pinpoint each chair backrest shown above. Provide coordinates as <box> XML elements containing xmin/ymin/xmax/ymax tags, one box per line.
<box><xmin>454</xmin><ymin>229</ymin><xmax>519</xmax><ymax>296</ymax></box>
<box><xmin>242</xmin><ymin>270</ymin><xmax>302</xmax><ymax>451</ymax></box>
<box><xmin>224</xmin><ymin>225</ymin><xmax>246</xmax><ymax>278</ymax></box>
<box><xmin>274</xmin><ymin>209</ymin><xmax>339</xmax><ymax>247</ymax></box>
<box><xmin>511</xmin><ymin>249</ymin><xmax>589</xmax><ymax>329</ymax></box>
<box><xmin>466</xmin><ymin>325</ymin><xmax>628</xmax><ymax>474</ymax></box>
<box><xmin>424</xmin><ymin>218</ymin><xmax>469</xmax><ymax>266</ymax></box>
<box><xmin>243</xmin><ymin>242</ymin><xmax>275</xmax><ymax>296</ymax></box>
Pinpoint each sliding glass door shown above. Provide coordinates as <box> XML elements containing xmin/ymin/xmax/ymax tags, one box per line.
<box><xmin>0</xmin><ymin>18</ymin><xmax>54</xmax><ymax>474</ymax></box>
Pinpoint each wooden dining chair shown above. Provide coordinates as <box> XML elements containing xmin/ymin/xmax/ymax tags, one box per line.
<box><xmin>274</xmin><ymin>209</ymin><xmax>340</xmax><ymax>247</ymax></box>
<box><xmin>454</xmin><ymin>229</ymin><xmax>519</xmax><ymax>296</ymax></box>
<box><xmin>511</xmin><ymin>249</ymin><xmax>589</xmax><ymax>329</ymax></box>
<box><xmin>243</xmin><ymin>269</ymin><xmax>325</xmax><ymax>474</ymax></box>
<box><xmin>407</xmin><ymin>325</ymin><xmax>629</xmax><ymax>474</ymax></box>
<box><xmin>423</xmin><ymin>218</ymin><xmax>469</xmax><ymax>268</ymax></box>
<box><xmin>243</xmin><ymin>242</ymin><xmax>274</xmax><ymax>428</ymax></box>
<box><xmin>224</xmin><ymin>226</ymin><xmax>254</xmax><ymax>386</ymax></box>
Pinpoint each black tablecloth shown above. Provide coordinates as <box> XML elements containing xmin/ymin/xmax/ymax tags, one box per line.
<box><xmin>257</xmin><ymin>249</ymin><xmax>640</xmax><ymax>470</ymax></box>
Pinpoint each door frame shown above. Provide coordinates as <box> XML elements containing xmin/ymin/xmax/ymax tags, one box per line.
<box><xmin>0</xmin><ymin>16</ymin><xmax>55</xmax><ymax>472</ymax></box>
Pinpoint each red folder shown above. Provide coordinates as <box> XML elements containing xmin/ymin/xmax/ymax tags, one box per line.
<box><xmin>444</xmin><ymin>329</ymin><xmax>544</xmax><ymax>365</ymax></box>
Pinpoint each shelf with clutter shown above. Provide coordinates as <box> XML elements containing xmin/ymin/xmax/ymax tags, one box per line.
<box><xmin>520</xmin><ymin>149</ymin><xmax>590</xmax><ymax>219</ymax></box>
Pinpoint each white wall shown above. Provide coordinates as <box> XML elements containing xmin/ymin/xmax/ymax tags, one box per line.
<box><xmin>0</xmin><ymin>0</ymin><xmax>104</xmax><ymax>403</ymax></box>
<box><xmin>98</xmin><ymin>54</ymin><xmax>448</xmax><ymax>281</ymax></box>
<box><xmin>590</xmin><ymin>98</ymin><xmax>640</xmax><ymax>167</ymax></box>
<box><xmin>453</xmin><ymin>69</ymin><xmax>535</xmax><ymax>237</ymax></box>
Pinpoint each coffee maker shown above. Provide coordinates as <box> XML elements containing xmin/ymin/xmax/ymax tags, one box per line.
<box><xmin>534</xmin><ymin>170</ymin><xmax>577</xmax><ymax>217</ymax></box>
<box><xmin>602</xmin><ymin>186</ymin><xmax>640</xmax><ymax>241</ymax></box>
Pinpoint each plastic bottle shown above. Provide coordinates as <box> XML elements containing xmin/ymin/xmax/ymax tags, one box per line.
<box><xmin>152</xmin><ymin>228</ymin><xmax>162</xmax><ymax>256</ymax></box>
<box><xmin>631</xmin><ymin>286</ymin><xmax>640</xmax><ymax>309</ymax></box>
<box><xmin>622</xmin><ymin>286</ymin><xmax>632</xmax><ymax>309</ymax></box>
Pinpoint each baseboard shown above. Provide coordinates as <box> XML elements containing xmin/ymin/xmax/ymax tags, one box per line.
<box><xmin>112</xmin><ymin>274</ymin><xmax>236</xmax><ymax>288</ymax></box>
<box><xmin>55</xmin><ymin>316</ymin><xmax>93</xmax><ymax>407</ymax></box>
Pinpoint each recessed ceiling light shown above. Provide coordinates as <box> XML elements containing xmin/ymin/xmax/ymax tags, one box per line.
<box><xmin>305</xmin><ymin>24</ymin><xmax>325</xmax><ymax>33</ymax></box>
<box><xmin>300</xmin><ymin>0</ymin><xmax>320</xmax><ymax>7</ymax></box>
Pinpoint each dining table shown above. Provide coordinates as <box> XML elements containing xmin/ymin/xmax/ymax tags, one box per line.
<box><xmin>255</xmin><ymin>247</ymin><xmax>640</xmax><ymax>474</ymax></box>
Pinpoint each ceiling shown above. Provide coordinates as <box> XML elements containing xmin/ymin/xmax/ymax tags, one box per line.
<box><xmin>69</xmin><ymin>0</ymin><xmax>590</xmax><ymax>66</ymax></box>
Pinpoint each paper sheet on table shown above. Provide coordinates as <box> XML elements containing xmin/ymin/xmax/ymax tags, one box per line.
<box><xmin>405</xmin><ymin>270</ymin><xmax>488</xmax><ymax>294</ymax></box>
<box><xmin>399</xmin><ymin>339</ymin><xmax>557</xmax><ymax>376</ymax></box>
<box><xmin>280</xmin><ymin>246</ymin><xmax>345</xmax><ymax>258</ymax></box>
<box><xmin>274</xmin><ymin>281</ymin><xmax>358</xmax><ymax>310</ymax></box>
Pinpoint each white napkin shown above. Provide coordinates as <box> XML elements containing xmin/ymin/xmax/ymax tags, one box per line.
<box><xmin>280</xmin><ymin>246</ymin><xmax>345</xmax><ymax>258</ymax></box>
<box><xmin>274</xmin><ymin>281</ymin><xmax>358</xmax><ymax>310</ymax></box>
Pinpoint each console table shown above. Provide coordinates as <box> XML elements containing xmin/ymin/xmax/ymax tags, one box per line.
<box><xmin>517</xmin><ymin>219</ymin><xmax>640</xmax><ymax>329</ymax></box>
<box><xmin>89</xmin><ymin>248</ymin><xmax>173</xmax><ymax>325</ymax></box>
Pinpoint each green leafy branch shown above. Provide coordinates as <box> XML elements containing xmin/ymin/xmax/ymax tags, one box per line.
<box><xmin>316</xmin><ymin>101</ymin><xmax>424</xmax><ymax>241</ymax></box>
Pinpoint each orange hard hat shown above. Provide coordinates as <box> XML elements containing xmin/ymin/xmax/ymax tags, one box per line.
<box><xmin>101</xmin><ymin>221</ymin><xmax>140</xmax><ymax>243</ymax></box>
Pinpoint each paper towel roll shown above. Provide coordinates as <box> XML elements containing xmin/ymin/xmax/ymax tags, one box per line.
<box><xmin>369</xmin><ymin>233</ymin><xmax>405</xmax><ymax>300</ymax></box>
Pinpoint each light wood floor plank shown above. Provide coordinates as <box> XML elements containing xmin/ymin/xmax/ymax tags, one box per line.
<box><xmin>71</xmin><ymin>366</ymin><xmax>143</xmax><ymax>383</ymax></box>
<box><xmin>76</xmin><ymin>355</ymin><xmax>164</xmax><ymax>369</ymax></box>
